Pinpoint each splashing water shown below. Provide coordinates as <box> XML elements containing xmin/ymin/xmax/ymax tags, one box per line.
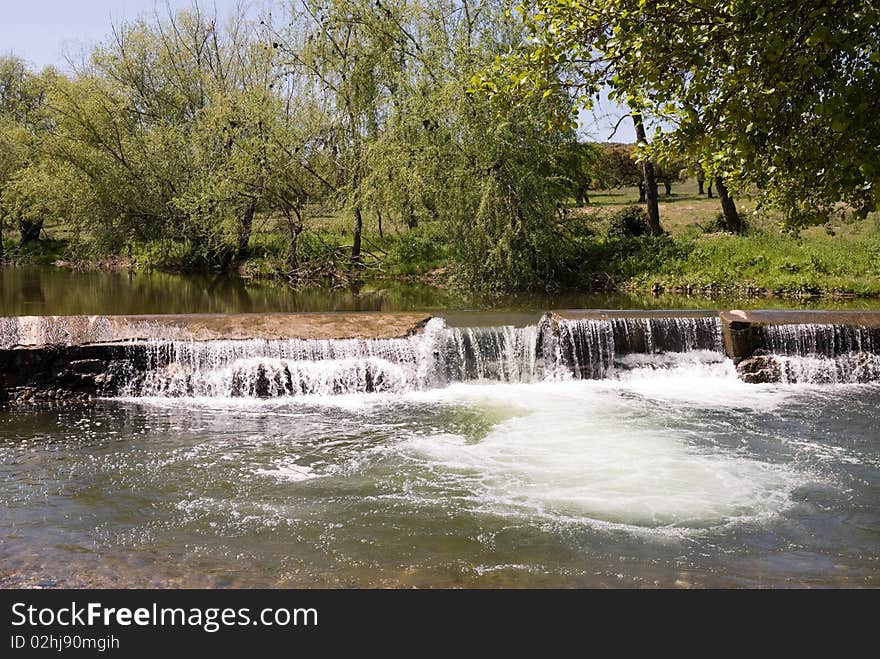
<box><xmin>4</xmin><ymin>313</ymin><xmax>880</xmax><ymax>587</ymax></box>
<box><xmin>760</xmin><ymin>323</ymin><xmax>880</xmax><ymax>383</ymax></box>
<box><xmin>763</xmin><ymin>323</ymin><xmax>880</xmax><ymax>357</ymax></box>
<box><xmin>120</xmin><ymin>316</ymin><xmax>730</xmax><ymax>398</ymax></box>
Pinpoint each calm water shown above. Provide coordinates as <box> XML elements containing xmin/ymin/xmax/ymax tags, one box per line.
<box><xmin>0</xmin><ymin>267</ymin><xmax>878</xmax><ymax>588</ymax></box>
<box><xmin>2</xmin><ymin>265</ymin><xmax>880</xmax><ymax>316</ymax></box>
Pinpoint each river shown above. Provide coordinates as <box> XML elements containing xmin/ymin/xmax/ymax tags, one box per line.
<box><xmin>0</xmin><ymin>266</ymin><xmax>878</xmax><ymax>587</ymax></box>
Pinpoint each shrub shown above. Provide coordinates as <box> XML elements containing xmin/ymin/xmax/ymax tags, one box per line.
<box><xmin>606</xmin><ymin>205</ymin><xmax>649</xmax><ymax>239</ymax></box>
<box><xmin>384</xmin><ymin>224</ymin><xmax>451</xmax><ymax>275</ymax></box>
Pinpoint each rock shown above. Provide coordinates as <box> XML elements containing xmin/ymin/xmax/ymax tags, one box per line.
<box><xmin>737</xmin><ymin>355</ymin><xmax>782</xmax><ymax>383</ymax></box>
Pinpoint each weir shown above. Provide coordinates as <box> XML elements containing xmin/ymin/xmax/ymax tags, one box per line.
<box><xmin>548</xmin><ymin>312</ymin><xmax>723</xmax><ymax>378</ymax></box>
<box><xmin>721</xmin><ymin>310</ymin><xmax>880</xmax><ymax>383</ymax></box>
<box><xmin>2</xmin><ymin>310</ymin><xmax>880</xmax><ymax>400</ymax></box>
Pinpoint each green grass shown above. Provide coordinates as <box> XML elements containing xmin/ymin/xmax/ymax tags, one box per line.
<box><xmin>560</xmin><ymin>179</ymin><xmax>880</xmax><ymax>298</ymax></box>
<box><xmin>5</xmin><ymin>181</ymin><xmax>880</xmax><ymax>300</ymax></box>
<box><xmin>577</xmin><ymin>179</ymin><xmax>764</xmax><ymax>236</ymax></box>
<box><xmin>621</xmin><ymin>230</ymin><xmax>880</xmax><ymax>297</ymax></box>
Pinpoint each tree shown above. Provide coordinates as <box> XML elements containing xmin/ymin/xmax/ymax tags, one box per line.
<box><xmin>595</xmin><ymin>143</ymin><xmax>643</xmax><ymax>198</ymax></box>
<box><xmin>0</xmin><ymin>56</ymin><xmax>56</xmax><ymax>249</ymax></box>
<box><xmin>480</xmin><ymin>1</ymin><xmax>879</xmax><ymax>231</ymax></box>
<box><xmin>280</xmin><ymin>0</ymin><xmax>415</xmax><ymax>266</ymax></box>
<box><xmin>273</xmin><ymin>0</ymin><xmax>580</xmax><ymax>290</ymax></box>
<box><xmin>694</xmin><ymin>163</ymin><xmax>705</xmax><ymax>195</ymax></box>
<box><xmin>0</xmin><ymin>115</ymin><xmax>29</xmax><ymax>256</ymax></box>
<box><xmin>654</xmin><ymin>155</ymin><xmax>687</xmax><ymax>196</ymax></box>
<box><xmin>0</xmin><ymin>1</ymin><xmax>600</xmax><ymax>291</ymax></box>
<box><xmin>41</xmin><ymin>5</ymin><xmax>302</xmax><ymax>266</ymax></box>
<box><xmin>632</xmin><ymin>1</ymin><xmax>880</xmax><ymax>226</ymax></box>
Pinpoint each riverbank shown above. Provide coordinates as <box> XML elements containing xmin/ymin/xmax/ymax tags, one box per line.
<box><xmin>6</xmin><ymin>229</ymin><xmax>879</xmax><ymax>301</ymax></box>
<box><xmin>4</xmin><ymin>186</ymin><xmax>879</xmax><ymax>300</ymax></box>
<box><xmin>614</xmin><ymin>229</ymin><xmax>880</xmax><ymax>299</ymax></box>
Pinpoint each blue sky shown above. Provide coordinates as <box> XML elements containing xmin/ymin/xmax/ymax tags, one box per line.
<box><xmin>0</xmin><ymin>0</ymin><xmax>634</xmax><ymax>142</ymax></box>
<box><xmin>0</xmin><ymin>0</ymin><xmax>247</xmax><ymax>70</ymax></box>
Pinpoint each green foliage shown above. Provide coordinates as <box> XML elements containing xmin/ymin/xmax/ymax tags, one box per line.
<box><xmin>3</xmin><ymin>238</ymin><xmax>68</xmax><ymax>265</ymax></box>
<box><xmin>3</xmin><ymin>0</ymin><xmax>878</xmax><ymax>300</ymax></box>
<box><xmin>606</xmin><ymin>205</ymin><xmax>649</xmax><ymax>239</ymax></box>
<box><xmin>595</xmin><ymin>143</ymin><xmax>642</xmax><ymax>189</ymax></box>
<box><xmin>488</xmin><ymin>1</ymin><xmax>880</xmax><ymax>228</ymax></box>
<box><xmin>700</xmin><ymin>211</ymin><xmax>749</xmax><ymax>235</ymax></box>
<box><xmin>384</xmin><ymin>224</ymin><xmax>451</xmax><ymax>276</ymax></box>
<box><xmin>635</xmin><ymin>230</ymin><xmax>880</xmax><ymax>296</ymax></box>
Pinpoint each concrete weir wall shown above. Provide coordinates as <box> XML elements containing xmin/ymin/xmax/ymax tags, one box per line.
<box><xmin>0</xmin><ymin>313</ymin><xmax>431</xmax><ymax>402</ymax></box>
<box><xmin>2</xmin><ymin>310</ymin><xmax>880</xmax><ymax>400</ymax></box>
<box><xmin>720</xmin><ymin>309</ymin><xmax>880</xmax><ymax>358</ymax></box>
<box><xmin>719</xmin><ymin>310</ymin><xmax>880</xmax><ymax>383</ymax></box>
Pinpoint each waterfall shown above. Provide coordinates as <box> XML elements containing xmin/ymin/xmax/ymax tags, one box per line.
<box><xmin>551</xmin><ymin>316</ymin><xmax>724</xmax><ymax>379</ymax></box>
<box><xmin>773</xmin><ymin>354</ymin><xmax>880</xmax><ymax>384</ymax></box>
<box><xmin>116</xmin><ymin>315</ymin><xmax>726</xmax><ymax>398</ymax></box>
<box><xmin>763</xmin><ymin>323</ymin><xmax>880</xmax><ymax>357</ymax></box>
<box><xmin>122</xmin><ymin>318</ymin><xmax>543</xmax><ymax>397</ymax></box>
<box><xmin>757</xmin><ymin>324</ymin><xmax>880</xmax><ymax>384</ymax></box>
<box><xmin>440</xmin><ymin>323</ymin><xmax>541</xmax><ymax>383</ymax></box>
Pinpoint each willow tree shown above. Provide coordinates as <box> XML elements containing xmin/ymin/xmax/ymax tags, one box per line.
<box><xmin>361</xmin><ymin>0</ymin><xmax>581</xmax><ymax>290</ymax></box>
<box><xmin>279</xmin><ymin>0</ymin><xmax>413</xmax><ymax>265</ymax></box>
<box><xmin>474</xmin><ymin>4</ymin><xmax>664</xmax><ymax>233</ymax></box>
<box><xmin>0</xmin><ymin>113</ymin><xmax>29</xmax><ymax>257</ymax></box>
<box><xmin>275</xmin><ymin>0</ymin><xmax>582</xmax><ymax>289</ymax></box>
<box><xmin>0</xmin><ymin>57</ymin><xmax>57</xmax><ymax>249</ymax></box>
<box><xmin>44</xmin><ymin>5</ymin><xmax>288</xmax><ymax>265</ymax></box>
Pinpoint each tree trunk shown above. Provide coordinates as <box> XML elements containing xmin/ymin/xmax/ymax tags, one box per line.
<box><xmin>377</xmin><ymin>209</ymin><xmax>384</xmax><ymax>239</ymax></box>
<box><xmin>664</xmin><ymin>181</ymin><xmax>672</xmax><ymax>196</ymax></box>
<box><xmin>698</xmin><ymin>180</ymin><xmax>705</xmax><ymax>195</ymax></box>
<box><xmin>287</xmin><ymin>233</ymin><xmax>299</xmax><ymax>271</ymax></box>
<box><xmin>351</xmin><ymin>206</ymin><xmax>363</xmax><ymax>264</ymax></box>
<box><xmin>405</xmin><ymin>203</ymin><xmax>417</xmax><ymax>230</ymax></box>
<box><xmin>855</xmin><ymin>194</ymin><xmax>877</xmax><ymax>219</ymax></box>
<box><xmin>237</xmin><ymin>202</ymin><xmax>255</xmax><ymax>257</ymax></box>
<box><xmin>19</xmin><ymin>218</ymin><xmax>43</xmax><ymax>244</ymax></box>
<box><xmin>707</xmin><ymin>183</ymin><xmax>714</xmax><ymax>199</ymax></box>
<box><xmin>632</xmin><ymin>113</ymin><xmax>662</xmax><ymax>234</ymax></box>
<box><xmin>714</xmin><ymin>176</ymin><xmax>742</xmax><ymax>233</ymax></box>
<box><xmin>285</xmin><ymin>206</ymin><xmax>303</xmax><ymax>272</ymax></box>
<box><xmin>638</xmin><ymin>182</ymin><xmax>646</xmax><ymax>203</ymax></box>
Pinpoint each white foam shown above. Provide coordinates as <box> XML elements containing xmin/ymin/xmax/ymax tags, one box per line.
<box><xmin>400</xmin><ymin>376</ymin><xmax>804</xmax><ymax>533</ymax></box>
<box><xmin>255</xmin><ymin>462</ymin><xmax>320</xmax><ymax>482</ymax></box>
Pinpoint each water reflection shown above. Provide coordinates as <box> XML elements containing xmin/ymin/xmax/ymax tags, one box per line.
<box><xmin>2</xmin><ymin>265</ymin><xmax>880</xmax><ymax>316</ymax></box>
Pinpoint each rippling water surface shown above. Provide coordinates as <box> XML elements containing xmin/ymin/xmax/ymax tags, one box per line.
<box><xmin>2</xmin><ymin>355</ymin><xmax>878</xmax><ymax>587</ymax></box>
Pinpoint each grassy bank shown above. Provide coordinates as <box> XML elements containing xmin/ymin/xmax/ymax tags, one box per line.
<box><xmin>576</xmin><ymin>184</ymin><xmax>880</xmax><ymax>298</ymax></box>
<box><xmin>613</xmin><ymin>229</ymin><xmax>880</xmax><ymax>297</ymax></box>
<box><xmin>3</xmin><ymin>180</ymin><xmax>879</xmax><ymax>299</ymax></box>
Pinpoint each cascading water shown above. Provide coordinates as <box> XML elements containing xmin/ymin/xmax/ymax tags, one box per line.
<box><xmin>6</xmin><ymin>309</ymin><xmax>880</xmax><ymax>588</ymax></box>
<box><xmin>763</xmin><ymin>323</ymin><xmax>880</xmax><ymax>356</ymax></box>
<box><xmin>127</xmin><ymin>318</ymin><xmax>449</xmax><ymax>397</ymax></box>
<box><xmin>117</xmin><ymin>315</ymin><xmax>727</xmax><ymax>398</ymax></box>
<box><xmin>550</xmin><ymin>316</ymin><xmax>724</xmax><ymax>379</ymax></box>
<box><xmin>760</xmin><ymin>323</ymin><xmax>880</xmax><ymax>384</ymax></box>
